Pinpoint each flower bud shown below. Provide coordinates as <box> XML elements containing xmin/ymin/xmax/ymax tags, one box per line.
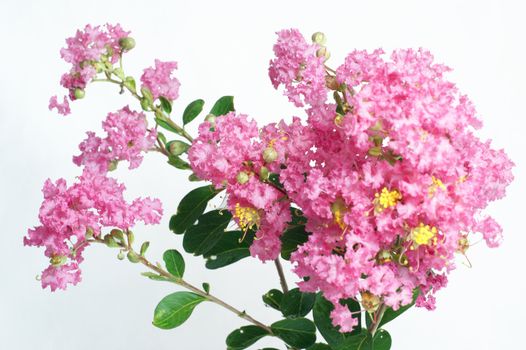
<box><xmin>316</xmin><ymin>47</ymin><xmax>331</xmax><ymax>61</ymax></box>
<box><xmin>311</xmin><ymin>32</ymin><xmax>327</xmax><ymax>45</ymax></box>
<box><xmin>127</xmin><ymin>250</ymin><xmax>140</xmax><ymax>263</ymax></box>
<box><xmin>361</xmin><ymin>291</ymin><xmax>381</xmax><ymax>313</ymax></box>
<box><xmin>119</xmin><ymin>37</ymin><xmax>136</xmax><ymax>52</ymax></box>
<box><xmin>205</xmin><ymin>114</ymin><xmax>216</xmax><ymax>128</ymax></box>
<box><xmin>74</xmin><ymin>88</ymin><xmax>85</xmax><ymax>100</ymax></box>
<box><xmin>50</xmin><ymin>255</ymin><xmax>67</xmax><ymax>267</ymax></box>
<box><xmin>117</xmin><ymin>250</ymin><xmax>125</xmax><ymax>260</ymax></box>
<box><xmin>334</xmin><ymin>114</ymin><xmax>344</xmax><ymax>127</ymax></box>
<box><xmin>104</xmin><ymin>234</ymin><xmax>119</xmax><ymax>248</ymax></box>
<box><xmin>376</xmin><ymin>250</ymin><xmax>392</xmax><ymax>264</ymax></box>
<box><xmin>107</xmin><ymin>160</ymin><xmax>118</xmax><ymax>171</ymax></box>
<box><xmin>263</xmin><ymin>147</ymin><xmax>278</xmax><ymax>163</ymax></box>
<box><xmin>259</xmin><ymin>166</ymin><xmax>269</xmax><ymax>180</ymax></box>
<box><xmin>168</xmin><ymin>141</ymin><xmax>189</xmax><ymax>156</ymax></box>
<box><xmin>236</xmin><ymin>171</ymin><xmax>250</xmax><ymax>184</ymax></box>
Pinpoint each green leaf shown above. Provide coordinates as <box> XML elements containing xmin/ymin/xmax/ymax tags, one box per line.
<box><xmin>204</xmin><ymin>230</ymin><xmax>253</xmax><ymax>269</ymax></box>
<box><xmin>226</xmin><ymin>325</ymin><xmax>269</xmax><ymax>350</ymax></box>
<box><xmin>141</xmin><ymin>272</ymin><xmax>170</xmax><ymax>282</ymax></box>
<box><xmin>290</xmin><ymin>207</ymin><xmax>307</xmax><ymax>225</ymax></box>
<box><xmin>159</xmin><ymin>96</ymin><xmax>172</xmax><ymax>114</ymax></box>
<box><xmin>183</xmin><ymin>210</ymin><xmax>232</xmax><ymax>256</ymax></box>
<box><xmin>267</xmin><ymin>172</ymin><xmax>284</xmax><ymax>191</ymax></box>
<box><xmin>156</xmin><ymin>117</ymin><xmax>178</xmax><ymax>133</ymax></box>
<box><xmin>167</xmin><ymin>155</ymin><xmax>192</xmax><ymax>170</ymax></box>
<box><xmin>140</xmin><ymin>241</ymin><xmax>150</xmax><ymax>256</ymax></box>
<box><xmin>152</xmin><ymin>292</ymin><xmax>206</xmax><ymax>330</ymax></box>
<box><xmin>157</xmin><ymin>131</ymin><xmax>167</xmax><ymax>145</ymax></box>
<box><xmin>163</xmin><ymin>249</ymin><xmax>185</xmax><ymax>278</ymax></box>
<box><xmin>372</xmin><ymin>329</ymin><xmax>391</xmax><ymax>350</ymax></box>
<box><xmin>271</xmin><ymin>318</ymin><xmax>316</xmax><ymax>348</ymax></box>
<box><xmin>262</xmin><ymin>289</ymin><xmax>284</xmax><ymax>311</ymax></box>
<box><xmin>336</xmin><ymin>332</ymin><xmax>372</xmax><ymax>350</ymax></box>
<box><xmin>313</xmin><ymin>294</ymin><xmax>362</xmax><ymax>349</ymax></box>
<box><xmin>169</xmin><ymin>185</ymin><xmax>219</xmax><ymax>234</ymax></box>
<box><xmin>210</xmin><ymin>96</ymin><xmax>235</xmax><ymax>116</ymax></box>
<box><xmin>183</xmin><ymin>99</ymin><xmax>205</xmax><ymax>125</ymax></box>
<box><xmin>280</xmin><ymin>225</ymin><xmax>310</xmax><ymax>260</ymax></box>
<box><xmin>281</xmin><ymin>288</ymin><xmax>316</xmax><ymax>318</ymax></box>
<box><xmin>202</xmin><ymin>282</ymin><xmax>210</xmax><ymax>294</ymax></box>
<box><xmin>308</xmin><ymin>344</ymin><xmax>333</xmax><ymax>350</ymax></box>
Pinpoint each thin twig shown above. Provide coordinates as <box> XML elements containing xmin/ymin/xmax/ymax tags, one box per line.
<box><xmin>274</xmin><ymin>258</ymin><xmax>289</xmax><ymax>293</ymax></box>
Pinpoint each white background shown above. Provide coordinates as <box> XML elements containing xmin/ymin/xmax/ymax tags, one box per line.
<box><xmin>1</xmin><ymin>1</ymin><xmax>525</xmax><ymax>349</ymax></box>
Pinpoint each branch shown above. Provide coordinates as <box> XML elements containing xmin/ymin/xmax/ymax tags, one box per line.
<box><xmin>274</xmin><ymin>258</ymin><xmax>289</xmax><ymax>293</ymax></box>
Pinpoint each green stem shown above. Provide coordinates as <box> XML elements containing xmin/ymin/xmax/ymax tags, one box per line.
<box><xmin>89</xmin><ymin>237</ymin><xmax>272</xmax><ymax>334</ymax></box>
<box><xmin>274</xmin><ymin>258</ymin><xmax>289</xmax><ymax>293</ymax></box>
<box><xmin>368</xmin><ymin>303</ymin><xmax>387</xmax><ymax>337</ymax></box>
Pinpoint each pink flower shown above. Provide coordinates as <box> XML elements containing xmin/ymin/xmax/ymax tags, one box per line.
<box><xmin>140</xmin><ymin>59</ymin><xmax>180</xmax><ymax>101</ymax></box>
<box><xmin>24</xmin><ymin>169</ymin><xmax>163</xmax><ymax>291</ymax></box>
<box><xmin>269</xmin><ymin>29</ymin><xmax>328</xmax><ymax>107</ymax></box>
<box><xmin>50</xmin><ymin>23</ymin><xmax>130</xmax><ymax>115</ymax></box>
<box><xmin>49</xmin><ymin>95</ymin><xmax>71</xmax><ymax>116</ymax></box>
<box><xmin>73</xmin><ymin>106</ymin><xmax>157</xmax><ymax>173</ymax></box>
<box><xmin>41</xmin><ymin>263</ymin><xmax>82</xmax><ymax>292</ymax></box>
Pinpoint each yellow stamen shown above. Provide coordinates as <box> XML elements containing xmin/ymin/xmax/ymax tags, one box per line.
<box><xmin>410</xmin><ymin>223</ymin><xmax>438</xmax><ymax>246</ymax></box>
<box><xmin>428</xmin><ymin>176</ymin><xmax>446</xmax><ymax>197</ymax></box>
<box><xmin>373</xmin><ymin>187</ymin><xmax>401</xmax><ymax>213</ymax></box>
<box><xmin>233</xmin><ymin>203</ymin><xmax>260</xmax><ymax>241</ymax></box>
<box><xmin>331</xmin><ymin>198</ymin><xmax>347</xmax><ymax>230</ymax></box>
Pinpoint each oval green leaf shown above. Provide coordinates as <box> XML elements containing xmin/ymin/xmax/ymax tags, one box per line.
<box><xmin>183</xmin><ymin>99</ymin><xmax>205</xmax><ymax>125</ymax></box>
<box><xmin>262</xmin><ymin>289</ymin><xmax>284</xmax><ymax>311</ymax></box>
<box><xmin>183</xmin><ymin>210</ymin><xmax>232</xmax><ymax>256</ymax></box>
<box><xmin>281</xmin><ymin>288</ymin><xmax>316</xmax><ymax>318</ymax></box>
<box><xmin>271</xmin><ymin>318</ymin><xmax>316</xmax><ymax>348</ymax></box>
<box><xmin>169</xmin><ymin>185</ymin><xmax>219</xmax><ymax>234</ymax></box>
<box><xmin>280</xmin><ymin>225</ymin><xmax>310</xmax><ymax>260</ymax></box>
<box><xmin>163</xmin><ymin>249</ymin><xmax>185</xmax><ymax>278</ymax></box>
<box><xmin>159</xmin><ymin>96</ymin><xmax>172</xmax><ymax>114</ymax></box>
<box><xmin>204</xmin><ymin>230</ymin><xmax>253</xmax><ymax>269</ymax></box>
<box><xmin>153</xmin><ymin>291</ymin><xmax>206</xmax><ymax>329</ymax></box>
<box><xmin>226</xmin><ymin>325</ymin><xmax>269</xmax><ymax>350</ymax></box>
<box><xmin>210</xmin><ymin>96</ymin><xmax>235</xmax><ymax>116</ymax></box>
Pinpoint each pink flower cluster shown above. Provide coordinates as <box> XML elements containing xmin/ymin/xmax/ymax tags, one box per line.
<box><xmin>49</xmin><ymin>24</ymin><xmax>130</xmax><ymax>115</ymax></box>
<box><xmin>74</xmin><ymin>106</ymin><xmax>157</xmax><ymax>173</ymax></box>
<box><xmin>24</xmin><ymin>169</ymin><xmax>162</xmax><ymax>291</ymax></box>
<box><xmin>140</xmin><ymin>59</ymin><xmax>180</xmax><ymax>101</ymax></box>
<box><xmin>189</xmin><ymin>113</ymin><xmax>291</xmax><ymax>260</ymax></box>
<box><xmin>29</xmin><ymin>24</ymin><xmax>169</xmax><ymax>291</ymax></box>
<box><xmin>190</xmin><ymin>29</ymin><xmax>514</xmax><ymax>331</ymax></box>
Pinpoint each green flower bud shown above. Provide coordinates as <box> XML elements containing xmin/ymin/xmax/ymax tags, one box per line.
<box><xmin>108</xmin><ymin>160</ymin><xmax>118</xmax><ymax>171</ymax></box>
<box><xmin>263</xmin><ymin>147</ymin><xmax>278</xmax><ymax>163</ymax></box>
<box><xmin>127</xmin><ymin>250</ymin><xmax>140</xmax><ymax>263</ymax></box>
<box><xmin>104</xmin><ymin>234</ymin><xmax>120</xmax><ymax>248</ymax></box>
<box><xmin>316</xmin><ymin>47</ymin><xmax>330</xmax><ymax>61</ymax></box>
<box><xmin>117</xmin><ymin>250</ymin><xmax>125</xmax><ymax>260</ymax></box>
<box><xmin>368</xmin><ymin>146</ymin><xmax>382</xmax><ymax>157</ymax></box>
<box><xmin>205</xmin><ymin>114</ymin><xmax>216</xmax><ymax>128</ymax></box>
<box><xmin>118</xmin><ymin>37</ymin><xmax>136</xmax><ymax>52</ymax></box>
<box><xmin>50</xmin><ymin>255</ymin><xmax>67</xmax><ymax>267</ymax></box>
<box><xmin>74</xmin><ymin>88</ymin><xmax>85</xmax><ymax>100</ymax></box>
<box><xmin>259</xmin><ymin>166</ymin><xmax>269</xmax><ymax>181</ymax></box>
<box><xmin>85</xmin><ymin>227</ymin><xmax>94</xmax><ymax>239</ymax></box>
<box><xmin>140</xmin><ymin>98</ymin><xmax>151</xmax><ymax>111</ymax></box>
<box><xmin>168</xmin><ymin>141</ymin><xmax>189</xmax><ymax>156</ymax></box>
<box><xmin>236</xmin><ymin>171</ymin><xmax>250</xmax><ymax>184</ymax></box>
<box><xmin>311</xmin><ymin>32</ymin><xmax>327</xmax><ymax>45</ymax></box>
